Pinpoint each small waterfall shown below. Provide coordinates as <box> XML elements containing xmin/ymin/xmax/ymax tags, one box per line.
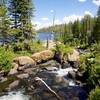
<box><xmin>0</xmin><ymin>91</ymin><xmax>30</xmax><ymax>100</ymax></box>
<box><xmin>51</xmin><ymin>67</ymin><xmax>77</xmax><ymax>77</ymax></box>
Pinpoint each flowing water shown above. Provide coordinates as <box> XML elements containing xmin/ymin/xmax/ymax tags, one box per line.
<box><xmin>0</xmin><ymin>61</ymin><xmax>87</xmax><ymax>100</ymax></box>
<box><xmin>0</xmin><ymin>91</ymin><xmax>30</xmax><ymax>100</ymax></box>
<box><xmin>0</xmin><ymin>32</ymin><xmax>89</xmax><ymax>99</ymax></box>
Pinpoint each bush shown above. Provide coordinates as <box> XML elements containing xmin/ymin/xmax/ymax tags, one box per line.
<box><xmin>30</xmin><ymin>40</ymin><xmax>45</xmax><ymax>53</ymax></box>
<box><xmin>79</xmin><ymin>52</ymin><xmax>100</xmax><ymax>87</ymax></box>
<box><xmin>0</xmin><ymin>47</ymin><xmax>15</xmax><ymax>72</ymax></box>
<box><xmin>54</xmin><ymin>43</ymin><xmax>74</xmax><ymax>55</ymax></box>
<box><xmin>89</xmin><ymin>86</ymin><xmax>100</xmax><ymax>100</ymax></box>
<box><xmin>12</xmin><ymin>40</ymin><xmax>45</xmax><ymax>53</ymax></box>
<box><xmin>12</xmin><ymin>42</ymin><xmax>23</xmax><ymax>52</ymax></box>
<box><xmin>54</xmin><ymin>43</ymin><xmax>74</xmax><ymax>63</ymax></box>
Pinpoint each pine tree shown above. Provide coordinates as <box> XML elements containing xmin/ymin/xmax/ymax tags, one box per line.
<box><xmin>81</xmin><ymin>15</ymin><xmax>94</xmax><ymax>44</ymax></box>
<box><xmin>92</xmin><ymin>6</ymin><xmax>100</xmax><ymax>43</ymax></box>
<box><xmin>9</xmin><ymin>0</ymin><xmax>35</xmax><ymax>39</ymax></box>
<box><xmin>72</xmin><ymin>20</ymin><xmax>81</xmax><ymax>38</ymax></box>
<box><xmin>0</xmin><ymin>3</ymin><xmax>10</xmax><ymax>39</ymax></box>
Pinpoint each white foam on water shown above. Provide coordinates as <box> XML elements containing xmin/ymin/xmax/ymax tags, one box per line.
<box><xmin>69</xmin><ymin>80</ymin><xmax>76</xmax><ymax>86</ymax></box>
<box><xmin>0</xmin><ymin>91</ymin><xmax>29</xmax><ymax>100</ymax></box>
<box><xmin>52</xmin><ymin>67</ymin><xmax>77</xmax><ymax>77</ymax></box>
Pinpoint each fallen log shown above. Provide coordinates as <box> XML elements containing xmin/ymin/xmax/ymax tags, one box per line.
<box><xmin>34</xmin><ymin>77</ymin><xmax>63</xmax><ymax>100</ymax></box>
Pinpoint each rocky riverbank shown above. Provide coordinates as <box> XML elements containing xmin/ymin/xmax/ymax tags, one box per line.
<box><xmin>0</xmin><ymin>49</ymin><xmax>88</xmax><ymax>100</ymax></box>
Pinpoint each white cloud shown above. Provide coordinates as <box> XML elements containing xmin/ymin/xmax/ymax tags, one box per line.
<box><xmin>34</xmin><ymin>11</ymin><xmax>93</xmax><ymax>30</ymax></box>
<box><xmin>41</xmin><ymin>17</ymin><xmax>49</xmax><ymax>21</ymax></box>
<box><xmin>92</xmin><ymin>0</ymin><xmax>100</xmax><ymax>6</ymax></box>
<box><xmin>78</xmin><ymin>0</ymin><xmax>86</xmax><ymax>2</ymax></box>
<box><xmin>84</xmin><ymin>11</ymin><xmax>93</xmax><ymax>17</ymax></box>
<box><xmin>54</xmin><ymin>19</ymin><xmax>62</xmax><ymax>25</ymax></box>
<box><xmin>63</xmin><ymin>15</ymin><xmax>83</xmax><ymax>23</ymax></box>
<box><xmin>33</xmin><ymin>21</ymin><xmax>52</xmax><ymax>30</ymax></box>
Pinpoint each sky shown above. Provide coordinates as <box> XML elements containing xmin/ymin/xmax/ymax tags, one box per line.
<box><xmin>33</xmin><ymin>0</ymin><xmax>100</xmax><ymax>30</ymax></box>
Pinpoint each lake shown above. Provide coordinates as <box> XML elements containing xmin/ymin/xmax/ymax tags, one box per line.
<box><xmin>0</xmin><ymin>33</ymin><xmax>56</xmax><ymax>45</ymax></box>
<box><xmin>36</xmin><ymin>32</ymin><xmax>54</xmax><ymax>41</ymax></box>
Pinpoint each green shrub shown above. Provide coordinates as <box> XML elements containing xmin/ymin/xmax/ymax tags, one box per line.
<box><xmin>15</xmin><ymin>51</ymin><xmax>32</xmax><ymax>57</ymax></box>
<box><xmin>30</xmin><ymin>40</ymin><xmax>45</xmax><ymax>53</ymax></box>
<box><xmin>12</xmin><ymin>40</ymin><xmax>45</xmax><ymax>53</ymax></box>
<box><xmin>79</xmin><ymin>52</ymin><xmax>100</xmax><ymax>87</ymax></box>
<box><xmin>89</xmin><ymin>86</ymin><xmax>100</xmax><ymax>100</ymax></box>
<box><xmin>54</xmin><ymin>43</ymin><xmax>73</xmax><ymax>54</ymax></box>
<box><xmin>0</xmin><ymin>47</ymin><xmax>15</xmax><ymax>72</ymax></box>
<box><xmin>13</xmin><ymin>42</ymin><xmax>24</xmax><ymax>52</ymax></box>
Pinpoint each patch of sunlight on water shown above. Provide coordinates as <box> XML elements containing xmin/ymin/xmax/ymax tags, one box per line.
<box><xmin>0</xmin><ymin>91</ymin><xmax>29</xmax><ymax>100</ymax></box>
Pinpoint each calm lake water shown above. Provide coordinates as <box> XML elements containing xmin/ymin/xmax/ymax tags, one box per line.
<box><xmin>36</xmin><ymin>32</ymin><xmax>54</xmax><ymax>41</ymax></box>
<box><xmin>0</xmin><ymin>32</ymin><xmax>56</xmax><ymax>45</ymax></box>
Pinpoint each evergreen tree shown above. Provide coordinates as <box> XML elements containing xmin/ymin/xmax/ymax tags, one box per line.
<box><xmin>92</xmin><ymin>6</ymin><xmax>100</xmax><ymax>43</ymax></box>
<box><xmin>72</xmin><ymin>20</ymin><xmax>81</xmax><ymax>38</ymax></box>
<box><xmin>0</xmin><ymin>3</ymin><xmax>10</xmax><ymax>39</ymax></box>
<box><xmin>9</xmin><ymin>0</ymin><xmax>35</xmax><ymax>39</ymax></box>
<box><xmin>81</xmin><ymin>15</ymin><xmax>94</xmax><ymax>44</ymax></box>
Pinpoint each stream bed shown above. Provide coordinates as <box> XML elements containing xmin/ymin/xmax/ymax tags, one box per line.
<box><xmin>0</xmin><ymin>60</ymin><xmax>88</xmax><ymax>100</ymax></box>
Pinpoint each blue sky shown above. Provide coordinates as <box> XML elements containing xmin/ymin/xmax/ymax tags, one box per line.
<box><xmin>33</xmin><ymin>0</ymin><xmax>100</xmax><ymax>29</ymax></box>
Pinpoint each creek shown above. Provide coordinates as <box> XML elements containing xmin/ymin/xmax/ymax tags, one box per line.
<box><xmin>0</xmin><ymin>60</ymin><xmax>88</xmax><ymax>100</ymax></box>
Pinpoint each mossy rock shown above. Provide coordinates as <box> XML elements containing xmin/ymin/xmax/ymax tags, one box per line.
<box><xmin>0</xmin><ymin>76</ymin><xmax>18</xmax><ymax>93</ymax></box>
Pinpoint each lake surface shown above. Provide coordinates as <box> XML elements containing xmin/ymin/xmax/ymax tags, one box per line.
<box><xmin>0</xmin><ymin>32</ymin><xmax>56</xmax><ymax>45</ymax></box>
<box><xmin>36</xmin><ymin>32</ymin><xmax>54</xmax><ymax>41</ymax></box>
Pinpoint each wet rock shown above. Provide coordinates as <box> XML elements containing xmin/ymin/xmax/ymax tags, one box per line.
<box><xmin>0</xmin><ymin>76</ymin><xmax>18</xmax><ymax>93</ymax></box>
<box><xmin>62</xmin><ymin>62</ymin><xmax>71</xmax><ymax>69</ymax></box>
<box><xmin>8</xmin><ymin>80</ymin><xmax>19</xmax><ymax>90</ymax></box>
<box><xmin>0</xmin><ymin>70</ymin><xmax>5</xmax><ymax>77</ymax></box>
<box><xmin>54</xmin><ymin>76</ymin><xmax>69</xmax><ymax>87</ymax></box>
<box><xmin>17</xmin><ymin>73</ymin><xmax>29</xmax><ymax>79</ymax></box>
<box><xmin>54</xmin><ymin>52</ymin><xmax>63</xmax><ymax>63</ymax></box>
<box><xmin>24</xmin><ymin>68</ymin><xmax>33</xmax><ymax>74</ymax></box>
<box><xmin>70</xmin><ymin>97</ymin><xmax>79</xmax><ymax>100</ymax></box>
<box><xmin>31</xmin><ymin>50</ymin><xmax>54</xmax><ymax>63</ymax></box>
<box><xmin>68</xmin><ymin>71</ymin><xmax>76</xmax><ymax>79</ymax></box>
<box><xmin>0</xmin><ymin>77</ymin><xmax>7</xmax><ymax>83</ymax></box>
<box><xmin>68</xmin><ymin>61</ymin><xmax>80</xmax><ymax>68</ymax></box>
<box><xmin>75</xmin><ymin>81</ymin><xmax>82</xmax><ymax>85</ymax></box>
<box><xmin>54</xmin><ymin>49</ymin><xmax>79</xmax><ymax>64</ymax></box>
<box><xmin>13</xmin><ymin>56</ymin><xmax>36</xmax><ymax>66</ymax></box>
<box><xmin>76</xmin><ymin>72</ymin><xmax>84</xmax><ymax>82</ymax></box>
<box><xmin>58</xmin><ymin>91</ymin><xmax>68</xmax><ymax>100</ymax></box>
<box><xmin>8</xmin><ymin>68</ymin><xmax>18</xmax><ymax>75</ymax></box>
<box><xmin>39</xmin><ymin>60</ymin><xmax>61</xmax><ymax>70</ymax></box>
<box><xmin>42</xmin><ymin>67</ymin><xmax>58</xmax><ymax>71</ymax></box>
<box><xmin>8</xmin><ymin>63</ymin><xmax>18</xmax><ymax>75</ymax></box>
<box><xmin>17</xmin><ymin>66</ymin><xmax>25</xmax><ymax>71</ymax></box>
